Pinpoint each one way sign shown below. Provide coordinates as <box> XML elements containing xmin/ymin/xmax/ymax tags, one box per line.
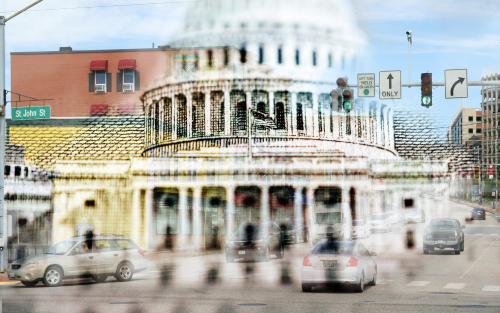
<box><xmin>379</xmin><ymin>70</ymin><xmax>401</xmax><ymax>100</ymax></box>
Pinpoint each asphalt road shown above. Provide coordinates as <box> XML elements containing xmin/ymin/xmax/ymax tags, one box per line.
<box><xmin>1</xmin><ymin>201</ymin><xmax>500</xmax><ymax>313</ymax></box>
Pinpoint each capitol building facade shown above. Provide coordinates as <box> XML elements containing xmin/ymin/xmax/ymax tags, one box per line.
<box><xmin>51</xmin><ymin>0</ymin><xmax>450</xmax><ymax>250</ymax></box>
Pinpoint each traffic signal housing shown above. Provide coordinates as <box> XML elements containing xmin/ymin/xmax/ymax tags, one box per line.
<box><xmin>342</xmin><ymin>89</ymin><xmax>353</xmax><ymax>113</ymax></box>
<box><xmin>421</xmin><ymin>73</ymin><xmax>432</xmax><ymax>107</ymax></box>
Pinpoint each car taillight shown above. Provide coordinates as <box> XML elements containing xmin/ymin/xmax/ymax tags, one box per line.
<box><xmin>347</xmin><ymin>256</ymin><xmax>358</xmax><ymax>267</ymax></box>
<box><xmin>303</xmin><ymin>256</ymin><xmax>312</xmax><ymax>267</ymax></box>
<box><xmin>139</xmin><ymin>249</ymin><xmax>145</xmax><ymax>257</ymax></box>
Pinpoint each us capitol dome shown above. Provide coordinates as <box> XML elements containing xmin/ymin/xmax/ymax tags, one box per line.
<box><xmin>141</xmin><ymin>0</ymin><xmax>396</xmax><ymax>159</ymax></box>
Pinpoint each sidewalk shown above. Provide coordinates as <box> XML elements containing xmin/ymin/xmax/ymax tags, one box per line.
<box><xmin>0</xmin><ymin>272</ymin><xmax>18</xmax><ymax>285</ymax></box>
<box><xmin>451</xmin><ymin>198</ymin><xmax>500</xmax><ymax>219</ymax></box>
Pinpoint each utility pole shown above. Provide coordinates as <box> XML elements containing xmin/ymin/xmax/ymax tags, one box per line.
<box><xmin>0</xmin><ymin>0</ymin><xmax>44</xmax><ymax>271</ymax></box>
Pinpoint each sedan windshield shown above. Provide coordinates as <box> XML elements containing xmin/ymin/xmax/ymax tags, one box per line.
<box><xmin>46</xmin><ymin>240</ymin><xmax>79</xmax><ymax>255</ymax></box>
<box><xmin>429</xmin><ymin>220</ymin><xmax>457</xmax><ymax>229</ymax></box>
<box><xmin>312</xmin><ymin>240</ymin><xmax>354</xmax><ymax>255</ymax></box>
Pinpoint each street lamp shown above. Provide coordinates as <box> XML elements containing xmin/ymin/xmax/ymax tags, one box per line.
<box><xmin>0</xmin><ymin>0</ymin><xmax>44</xmax><ymax>271</ymax></box>
<box><xmin>406</xmin><ymin>30</ymin><xmax>413</xmax><ymax>85</ymax></box>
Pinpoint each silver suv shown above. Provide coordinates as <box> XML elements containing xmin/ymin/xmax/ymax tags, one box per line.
<box><xmin>7</xmin><ymin>236</ymin><xmax>147</xmax><ymax>287</ymax></box>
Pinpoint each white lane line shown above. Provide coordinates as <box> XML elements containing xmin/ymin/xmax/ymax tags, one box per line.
<box><xmin>443</xmin><ymin>283</ymin><xmax>466</xmax><ymax>290</ymax></box>
<box><xmin>482</xmin><ymin>285</ymin><xmax>500</xmax><ymax>292</ymax></box>
<box><xmin>407</xmin><ymin>281</ymin><xmax>429</xmax><ymax>287</ymax></box>
<box><xmin>459</xmin><ymin>237</ymin><xmax>498</xmax><ymax>279</ymax></box>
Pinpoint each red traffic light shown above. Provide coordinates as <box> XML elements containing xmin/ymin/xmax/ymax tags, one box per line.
<box><xmin>343</xmin><ymin>89</ymin><xmax>352</xmax><ymax>99</ymax></box>
<box><xmin>336</xmin><ymin>77</ymin><xmax>348</xmax><ymax>88</ymax></box>
<box><xmin>421</xmin><ymin>73</ymin><xmax>432</xmax><ymax>96</ymax></box>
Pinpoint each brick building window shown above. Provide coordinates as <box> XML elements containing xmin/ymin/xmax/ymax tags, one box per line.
<box><xmin>89</xmin><ymin>60</ymin><xmax>110</xmax><ymax>93</ymax></box>
<box><xmin>117</xmin><ymin>60</ymin><xmax>140</xmax><ymax>93</ymax></box>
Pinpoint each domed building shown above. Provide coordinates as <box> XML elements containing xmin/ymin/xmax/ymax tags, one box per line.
<box><xmin>48</xmin><ymin>0</ymin><xmax>449</xmax><ymax>250</ymax></box>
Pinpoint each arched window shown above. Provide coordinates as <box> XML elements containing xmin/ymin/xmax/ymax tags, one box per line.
<box><xmin>207</xmin><ymin>49</ymin><xmax>213</xmax><ymax>68</ymax></box>
<box><xmin>155</xmin><ymin>189</ymin><xmax>179</xmax><ymax>235</ymax></box>
<box><xmin>296</xmin><ymin>103</ymin><xmax>304</xmax><ymax>131</ymax></box>
<box><xmin>176</xmin><ymin>94</ymin><xmax>187</xmax><ymax>138</ymax></box>
<box><xmin>312</xmin><ymin>50</ymin><xmax>317</xmax><ymax>67</ymax></box>
<box><xmin>210</xmin><ymin>91</ymin><xmax>225</xmax><ymax>135</ymax></box>
<box><xmin>154</xmin><ymin>101</ymin><xmax>160</xmax><ymax>143</ymax></box>
<box><xmin>258</xmin><ymin>45</ymin><xmax>264</xmax><ymax>64</ymax></box>
<box><xmin>231</xmin><ymin>90</ymin><xmax>247</xmax><ymax>135</ymax></box>
<box><xmin>192</xmin><ymin>92</ymin><xmax>205</xmax><ymax>138</ymax></box>
<box><xmin>162</xmin><ymin>97</ymin><xmax>173</xmax><ymax>141</ymax></box>
<box><xmin>295</xmin><ymin>49</ymin><xmax>300</xmax><ymax>65</ymax></box>
<box><xmin>257</xmin><ymin>102</ymin><xmax>266</xmax><ymax>113</ymax></box>
<box><xmin>223</xmin><ymin>47</ymin><xmax>230</xmax><ymax>67</ymax></box>
<box><xmin>277</xmin><ymin>46</ymin><xmax>283</xmax><ymax>64</ymax></box>
<box><xmin>240</xmin><ymin>45</ymin><xmax>247</xmax><ymax>64</ymax></box>
<box><xmin>275</xmin><ymin>102</ymin><xmax>286</xmax><ymax>130</ymax></box>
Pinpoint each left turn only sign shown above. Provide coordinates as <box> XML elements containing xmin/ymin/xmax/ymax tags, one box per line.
<box><xmin>357</xmin><ymin>73</ymin><xmax>375</xmax><ymax>97</ymax></box>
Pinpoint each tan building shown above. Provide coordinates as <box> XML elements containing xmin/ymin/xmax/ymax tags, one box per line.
<box><xmin>448</xmin><ymin>108</ymin><xmax>482</xmax><ymax>146</ymax></box>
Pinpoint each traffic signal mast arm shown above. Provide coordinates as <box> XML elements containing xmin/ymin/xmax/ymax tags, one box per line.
<box><xmin>346</xmin><ymin>80</ymin><xmax>500</xmax><ymax>88</ymax></box>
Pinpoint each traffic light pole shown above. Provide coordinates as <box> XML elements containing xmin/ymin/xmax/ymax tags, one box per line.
<box><xmin>0</xmin><ymin>0</ymin><xmax>44</xmax><ymax>271</ymax></box>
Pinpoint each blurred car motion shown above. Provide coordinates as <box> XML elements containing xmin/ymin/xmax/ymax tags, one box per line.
<box><xmin>403</xmin><ymin>208</ymin><xmax>425</xmax><ymax>224</ymax></box>
<box><xmin>351</xmin><ymin>219</ymin><xmax>369</xmax><ymax>239</ymax></box>
<box><xmin>225</xmin><ymin>223</ymin><xmax>283</xmax><ymax>262</ymax></box>
<box><xmin>423</xmin><ymin>218</ymin><xmax>465</xmax><ymax>255</ymax></box>
<box><xmin>369</xmin><ymin>213</ymin><xmax>391</xmax><ymax>233</ymax></box>
<box><xmin>301</xmin><ymin>239</ymin><xmax>377</xmax><ymax>293</ymax></box>
<box><xmin>7</xmin><ymin>236</ymin><xmax>147</xmax><ymax>287</ymax></box>
<box><xmin>471</xmin><ymin>207</ymin><xmax>486</xmax><ymax>220</ymax></box>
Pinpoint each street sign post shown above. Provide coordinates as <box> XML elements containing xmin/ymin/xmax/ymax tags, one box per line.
<box><xmin>357</xmin><ymin>73</ymin><xmax>375</xmax><ymax>97</ymax></box>
<box><xmin>379</xmin><ymin>70</ymin><xmax>401</xmax><ymax>99</ymax></box>
<box><xmin>12</xmin><ymin>105</ymin><xmax>51</xmax><ymax>121</ymax></box>
<box><xmin>445</xmin><ymin>69</ymin><xmax>468</xmax><ymax>99</ymax></box>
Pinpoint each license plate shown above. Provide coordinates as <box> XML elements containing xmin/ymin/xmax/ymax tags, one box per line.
<box><xmin>8</xmin><ymin>273</ymin><xmax>15</xmax><ymax>278</ymax></box>
<box><xmin>438</xmin><ymin>240</ymin><xmax>445</xmax><ymax>244</ymax></box>
<box><xmin>322</xmin><ymin>260</ymin><xmax>338</xmax><ymax>269</ymax></box>
<box><xmin>238</xmin><ymin>250</ymin><xmax>246</xmax><ymax>255</ymax></box>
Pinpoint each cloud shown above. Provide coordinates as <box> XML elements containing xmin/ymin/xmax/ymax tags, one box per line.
<box><xmin>354</xmin><ymin>0</ymin><xmax>500</xmax><ymax>21</ymax></box>
<box><xmin>1</xmin><ymin>0</ymin><xmax>189</xmax><ymax>51</ymax></box>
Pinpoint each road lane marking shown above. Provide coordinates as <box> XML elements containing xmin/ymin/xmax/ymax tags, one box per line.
<box><xmin>407</xmin><ymin>281</ymin><xmax>429</xmax><ymax>287</ymax></box>
<box><xmin>482</xmin><ymin>285</ymin><xmax>500</xmax><ymax>292</ymax></box>
<box><xmin>459</xmin><ymin>237</ymin><xmax>498</xmax><ymax>279</ymax></box>
<box><xmin>443</xmin><ymin>283</ymin><xmax>465</xmax><ymax>290</ymax></box>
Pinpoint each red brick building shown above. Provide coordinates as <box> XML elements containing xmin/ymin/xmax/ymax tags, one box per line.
<box><xmin>11</xmin><ymin>47</ymin><xmax>176</xmax><ymax>117</ymax></box>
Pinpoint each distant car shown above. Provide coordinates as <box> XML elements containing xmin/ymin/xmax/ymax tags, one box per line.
<box><xmin>7</xmin><ymin>236</ymin><xmax>147</xmax><ymax>287</ymax></box>
<box><xmin>369</xmin><ymin>213</ymin><xmax>391</xmax><ymax>233</ymax></box>
<box><xmin>225</xmin><ymin>223</ymin><xmax>283</xmax><ymax>262</ymax></box>
<box><xmin>471</xmin><ymin>207</ymin><xmax>486</xmax><ymax>220</ymax></box>
<box><xmin>404</xmin><ymin>208</ymin><xmax>425</xmax><ymax>224</ymax></box>
<box><xmin>423</xmin><ymin>218</ymin><xmax>465</xmax><ymax>255</ymax></box>
<box><xmin>351</xmin><ymin>219</ymin><xmax>369</xmax><ymax>239</ymax></box>
<box><xmin>301</xmin><ymin>239</ymin><xmax>377</xmax><ymax>292</ymax></box>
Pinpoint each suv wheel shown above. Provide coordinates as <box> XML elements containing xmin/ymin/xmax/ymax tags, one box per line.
<box><xmin>43</xmin><ymin>266</ymin><xmax>63</xmax><ymax>287</ymax></box>
<box><xmin>115</xmin><ymin>262</ymin><xmax>134</xmax><ymax>282</ymax></box>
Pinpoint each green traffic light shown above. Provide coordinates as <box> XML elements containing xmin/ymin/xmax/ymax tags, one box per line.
<box><xmin>344</xmin><ymin>101</ymin><xmax>352</xmax><ymax>112</ymax></box>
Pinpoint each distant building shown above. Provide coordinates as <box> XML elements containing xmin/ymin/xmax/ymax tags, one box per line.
<box><xmin>448</xmin><ymin>107</ymin><xmax>482</xmax><ymax>146</ymax></box>
<box><xmin>481</xmin><ymin>74</ymin><xmax>500</xmax><ymax>168</ymax></box>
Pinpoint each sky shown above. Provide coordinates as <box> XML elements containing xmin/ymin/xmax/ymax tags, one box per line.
<box><xmin>1</xmin><ymin>0</ymin><xmax>499</xmax><ymax>134</ymax></box>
